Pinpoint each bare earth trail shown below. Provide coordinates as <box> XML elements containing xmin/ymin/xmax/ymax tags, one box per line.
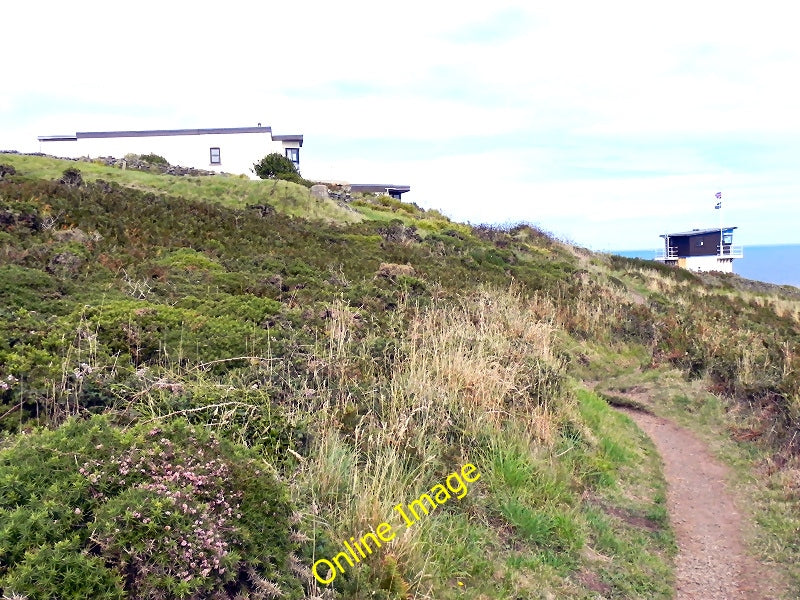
<box><xmin>620</xmin><ymin>408</ymin><xmax>770</xmax><ymax>600</ymax></box>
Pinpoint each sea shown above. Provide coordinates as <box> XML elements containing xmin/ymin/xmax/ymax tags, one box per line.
<box><xmin>610</xmin><ymin>244</ymin><xmax>800</xmax><ymax>289</ymax></box>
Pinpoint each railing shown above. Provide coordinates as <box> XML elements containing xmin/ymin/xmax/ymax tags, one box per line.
<box><xmin>718</xmin><ymin>245</ymin><xmax>743</xmax><ymax>258</ymax></box>
<box><xmin>654</xmin><ymin>245</ymin><xmax>743</xmax><ymax>261</ymax></box>
<box><xmin>655</xmin><ymin>246</ymin><xmax>679</xmax><ymax>260</ymax></box>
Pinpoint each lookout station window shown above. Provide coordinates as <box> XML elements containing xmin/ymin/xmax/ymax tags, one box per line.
<box><xmin>723</xmin><ymin>233</ymin><xmax>733</xmax><ymax>245</ymax></box>
<box><xmin>285</xmin><ymin>147</ymin><xmax>299</xmax><ymax>166</ymax></box>
<box><xmin>210</xmin><ymin>147</ymin><xmax>221</xmax><ymax>165</ymax></box>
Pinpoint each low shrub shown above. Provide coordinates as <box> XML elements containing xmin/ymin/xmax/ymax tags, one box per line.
<box><xmin>0</xmin><ymin>415</ymin><xmax>302</xmax><ymax>599</ymax></box>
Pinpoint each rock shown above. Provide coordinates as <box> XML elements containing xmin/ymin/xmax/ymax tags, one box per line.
<box><xmin>52</xmin><ymin>228</ymin><xmax>90</xmax><ymax>243</ymax></box>
<box><xmin>47</xmin><ymin>251</ymin><xmax>84</xmax><ymax>276</ymax></box>
<box><xmin>52</xmin><ymin>227</ymin><xmax>103</xmax><ymax>244</ymax></box>
<box><xmin>310</xmin><ymin>184</ymin><xmax>329</xmax><ymax>200</ymax></box>
<box><xmin>0</xmin><ymin>164</ymin><xmax>16</xmax><ymax>179</ymax></box>
<box><xmin>247</xmin><ymin>204</ymin><xmax>275</xmax><ymax>217</ymax></box>
<box><xmin>378</xmin><ymin>223</ymin><xmax>421</xmax><ymax>244</ymax></box>
<box><xmin>376</xmin><ymin>263</ymin><xmax>416</xmax><ymax>279</ymax></box>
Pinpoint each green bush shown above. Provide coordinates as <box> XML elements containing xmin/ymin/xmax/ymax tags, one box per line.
<box><xmin>0</xmin><ymin>416</ymin><xmax>302</xmax><ymax>599</ymax></box>
<box><xmin>253</xmin><ymin>153</ymin><xmax>300</xmax><ymax>180</ymax></box>
<box><xmin>155</xmin><ymin>248</ymin><xmax>226</xmax><ymax>272</ymax></box>
<box><xmin>1</xmin><ymin>539</ymin><xmax>125</xmax><ymax>600</ymax></box>
<box><xmin>253</xmin><ymin>153</ymin><xmax>313</xmax><ymax>188</ymax></box>
<box><xmin>59</xmin><ymin>299</ymin><xmax>273</xmax><ymax>366</ymax></box>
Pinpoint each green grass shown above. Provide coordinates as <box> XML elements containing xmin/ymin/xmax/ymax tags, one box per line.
<box><xmin>0</xmin><ymin>152</ymin><xmax>362</xmax><ymax>223</ymax></box>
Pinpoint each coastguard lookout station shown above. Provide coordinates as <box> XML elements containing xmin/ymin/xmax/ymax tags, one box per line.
<box><xmin>655</xmin><ymin>227</ymin><xmax>743</xmax><ymax>273</ymax></box>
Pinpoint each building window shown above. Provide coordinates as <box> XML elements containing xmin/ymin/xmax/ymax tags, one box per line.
<box><xmin>285</xmin><ymin>147</ymin><xmax>299</xmax><ymax>166</ymax></box>
<box><xmin>210</xmin><ymin>147</ymin><xmax>221</xmax><ymax>165</ymax></box>
<box><xmin>723</xmin><ymin>233</ymin><xmax>733</xmax><ymax>245</ymax></box>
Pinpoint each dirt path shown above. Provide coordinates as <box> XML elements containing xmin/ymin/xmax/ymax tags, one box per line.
<box><xmin>620</xmin><ymin>408</ymin><xmax>769</xmax><ymax>599</ymax></box>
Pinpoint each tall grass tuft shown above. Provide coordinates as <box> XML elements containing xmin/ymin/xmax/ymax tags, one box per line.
<box><xmin>288</xmin><ymin>285</ymin><xmax>574</xmax><ymax>595</ymax></box>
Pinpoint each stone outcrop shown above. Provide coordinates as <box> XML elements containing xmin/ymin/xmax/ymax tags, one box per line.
<box><xmin>88</xmin><ymin>155</ymin><xmax>220</xmax><ymax>177</ymax></box>
<box><xmin>376</xmin><ymin>263</ymin><xmax>416</xmax><ymax>279</ymax></box>
<box><xmin>310</xmin><ymin>184</ymin><xmax>329</xmax><ymax>200</ymax></box>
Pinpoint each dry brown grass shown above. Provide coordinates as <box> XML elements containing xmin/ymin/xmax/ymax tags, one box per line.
<box><xmin>288</xmin><ymin>285</ymin><xmax>572</xmax><ymax>593</ymax></box>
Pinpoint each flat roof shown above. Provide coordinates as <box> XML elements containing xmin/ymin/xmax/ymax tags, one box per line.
<box><xmin>38</xmin><ymin>135</ymin><xmax>78</xmax><ymax>142</ymax></box>
<box><xmin>271</xmin><ymin>134</ymin><xmax>304</xmax><ymax>147</ymax></box>
<box><xmin>660</xmin><ymin>226</ymin><xmax>737</xmax><ymax>237</ymax></box>
<box><xmin>350</xmin><ymin>184</ymin><xmax>411</xmax><ymax>194</ymax></box>
<box><xmin>38</xmin><ymin>126</ymin><xmax>303</xmax><ymax>144</ymax></box>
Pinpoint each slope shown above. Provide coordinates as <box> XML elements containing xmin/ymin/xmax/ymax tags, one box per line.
<box><xmin>0</xmin><ymin>153</ymin><xmax>798</xmax><ymax>599</ymax></box>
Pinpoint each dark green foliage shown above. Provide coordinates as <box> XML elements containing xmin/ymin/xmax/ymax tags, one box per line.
<box><xmin>59</xmin><ymin>167</ymin><xmax>83</xmax><ymax>187</ymax></box>
<box><xmin>253</xmin><ymin>152</ymin><xmax>299</xmax><ymax>180</ymax></box>
<box><xmin>0</xmin><ymin>539</ymin><xmax>125</xmax><ymax>600</ymax></box>
<box><xmin>0</xmin><ymin>264</ymin><xmax>64</xmax><ymax>309</ymax></box>
<box><xmin>0</xmin><ymin>416</ymin><xmax>302</xmax><ymax>599</ymax></box>
<box><xmin>253</xmin><ymin>153</ymin><xmax>314</xmax><ymax>187</ymax></box>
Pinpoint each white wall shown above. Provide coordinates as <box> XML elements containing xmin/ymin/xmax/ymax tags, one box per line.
<box><xmin>40</xmin><ymin>132</ymin><xmax>297</xmax><ymax>179</ymax></box>
<box><xmin>684</xmin><ymin>255</ymin><xmax>736</xmax><ymax>273</ymax></box>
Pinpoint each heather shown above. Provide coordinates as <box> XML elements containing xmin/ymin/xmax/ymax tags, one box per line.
<box><xmin>0</xmin><ymin>416</ymin><xmax>301</xmax><ymax>599</ymax></box>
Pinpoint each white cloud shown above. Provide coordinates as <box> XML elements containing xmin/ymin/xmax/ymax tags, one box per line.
<box><xmin>3</xmin><ymin>1</ymin><xmax>800</xmax><ymax>248</ymax></box>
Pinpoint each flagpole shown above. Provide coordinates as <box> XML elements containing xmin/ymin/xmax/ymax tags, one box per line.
<box><xmin>718</xmin><ymin>192</ymin><xmax>723</xmax><ymax>255</ymax></box>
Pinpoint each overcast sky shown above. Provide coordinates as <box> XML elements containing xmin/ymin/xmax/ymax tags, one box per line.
<box><xmin>3</xmin><ymin>1</ymin><xmax>799</xmax><ymax>250</ymax></box>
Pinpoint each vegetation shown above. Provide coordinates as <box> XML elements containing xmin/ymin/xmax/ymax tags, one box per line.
<box><xmin>0</xmin><ymin>152</ymin><xmax>798</xmax><ymax>598</ymax></box>
<box><xmin>0</xmin><ymin>417</ymin><xmax>300</xmax><ymax>599</ymax></box>
<box><xmin>253</xmin><ymin>152</ymin><xmax>312</xmax><ymax>188</ymax></box>
<box><xmin>137</xmin><ymin>153</ymin><xmax>169</xmax><ymax>166</ymax></box>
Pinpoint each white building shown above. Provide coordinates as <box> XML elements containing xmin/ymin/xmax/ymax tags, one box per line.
<box><xmin>37</xmin><ymin>126</ymin><xmax>303</xmax><ymax>179</ymax></box>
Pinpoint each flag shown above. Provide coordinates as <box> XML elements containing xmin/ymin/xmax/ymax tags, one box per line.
<box><xmin>715</xmin><ymin>192</ymin><xmax>722</xmax><ymax>199</ymax></box>
<box><xmin>715</xmin><ymin>202</ymin><xmax>722</xmax><ymax>209</ymax></box>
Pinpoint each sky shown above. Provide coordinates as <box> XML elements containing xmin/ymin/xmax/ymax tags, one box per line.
<box><xmin>3</xmin><ymin>1</ymin><xmax>799</xmax><ymax>251</ymax></box>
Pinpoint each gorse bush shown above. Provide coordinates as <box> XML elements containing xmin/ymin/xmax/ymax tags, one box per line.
<box><xmin>0</xmin><ymin>416</ymin><xmax>302</xmax><ymax>599</ymax></box>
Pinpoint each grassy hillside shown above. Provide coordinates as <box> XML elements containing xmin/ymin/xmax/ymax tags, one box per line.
<box><xmin>1</xmin><ymin>152</ymin><xmax>798</xmax><ymax>598</ymax></box>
